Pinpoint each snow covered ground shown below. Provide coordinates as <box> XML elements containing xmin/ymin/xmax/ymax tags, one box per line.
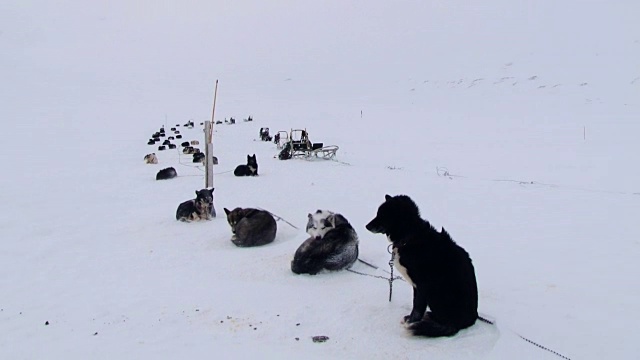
<box><xmin>1</xmin><ymin>1</ymin><xmax>639</xmax><ymax>359</ymax></box>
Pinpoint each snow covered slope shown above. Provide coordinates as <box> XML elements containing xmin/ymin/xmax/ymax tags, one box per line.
<box><xmin>1</xmin><ymin>1</ymin><xmax>638</xmax><ymax>359</ymax></box>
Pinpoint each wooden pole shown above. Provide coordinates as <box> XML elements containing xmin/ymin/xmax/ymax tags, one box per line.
<box><xmin>205</xmin><ymin>121</ymin><xmax>213</xmax><ymax>188</ymax></box>
<box><xmin>205</xmin><ymin>80</ymin><xmax>218</xmax><ymax>188</ymax></box>
<box><xmin>210</xmin><ymin>80</ymin><xmax>218</xmax><ymax>139</ymax></box>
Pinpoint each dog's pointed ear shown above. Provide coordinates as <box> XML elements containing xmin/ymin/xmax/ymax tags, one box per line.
<box><xmin>210</xmin><ymin>188</ymin><xmax>215</xmax><ymax>193</ymax></box>
<box><xmin>224</xmin><ymin>208</ymin><xmax>230</xmax><ymax>215</ymax></box>
<box><xmin>385</xmin><ymin>194</ymin><xmax>392</xmax><ymax>201</ymax></box>
<box><xmin>308</xmin><ymin>213</ymin><xmax>313</xmax><ymax>219</ymax></box>
<box><xmin>195</xmin><ymin>190</ymin><xmax>199</xmax><ymax>196</ymax></box>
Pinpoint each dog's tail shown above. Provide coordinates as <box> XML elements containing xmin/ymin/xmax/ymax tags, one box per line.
<box><xmin>407</xmin><ymin>319</ymin><xmax>459</xmax><ymax>337</ymax></box>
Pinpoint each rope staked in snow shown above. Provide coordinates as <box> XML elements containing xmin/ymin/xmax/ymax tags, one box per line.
<box><xmin>435</xmin><ymin>164</ymin><xmax>635</xmax><ymax>196</ymax></box>
<box><xmin>256</xmin><ymin>208</ymin><xmax>299</xmax><ymax>230</ymax></box>
<box><xmin>174</xmin><ymin>148</ymin><xmax>234</xmax><ymax>176</ymax></box>
<box><xmin>176</xmin><ymin>148</ymin><xmax>205</xmax><ymax>172</ymax></box>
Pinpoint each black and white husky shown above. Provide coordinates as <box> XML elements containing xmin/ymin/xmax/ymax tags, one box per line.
<box><xmin>291</xmin><ymin>210</ymin><xmax>359</xmax><ymax>275</ymax></box>
<box><xmin>176</xmin><ymin>188</ymin><xmax>215</xmax><ymax>221</ymax></box>
<box><xmin>193</xmin><ymin>152</ymin><xmax>205</xmax><ymax>163</ymax></box>
<box><xmin>366</xmin><ymin>195</ymin><xmax>478</xmax><ymax>337</ymax></box>
<box><xmin>234</xmin><ymin>154</ymin><xmax>258</xmax><ymax>176</ymax></box>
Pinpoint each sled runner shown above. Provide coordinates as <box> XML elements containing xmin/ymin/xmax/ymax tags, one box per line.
<box><xmin>280</xmin><ymin>129</ymin><xmax>339</xmax><ymax>160</ymax></box>
<box><xmin>301</xmin><ymin>144</ymin><xmax>339</xmax><ymax>160</ymax></box>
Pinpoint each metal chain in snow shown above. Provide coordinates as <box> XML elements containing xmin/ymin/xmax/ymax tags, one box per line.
<box><xmin>347</xmin><ymin>251</ymin><xmax>404</xmax><ymax>301</ymax></box>
<box><xmin>352</xmin><ymin>246</ymin><xmax>571</xmax><ymax>360</ymax></box>
<box><xmin>516</xmin><ymin>333</ymin><xmax>572</xmax><ymax>360</ymax></box>
<box><xmin>387</xmin><ymin>244</ymin><xmax>396</xmax><ymax>302</ymax></box>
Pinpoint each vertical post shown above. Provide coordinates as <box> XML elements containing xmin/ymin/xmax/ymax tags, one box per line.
<box><xmin>205</xmin><ymin>80</ymin><xmax>218</xmax><ymax>189</ymax></box>
<box><xmin>583</xmin><ymin>126</ymin><xmax>586</xmax><ymax>141</ymax></box>
<box><xmin>211</xmin><ymin>80</ymin><xmax>218</xmax><ymax>129</ymax></box>
<box><xmin>205</xmin><ymin>121</ymin><xmax>214</xmax><ymax>187</ymax></box>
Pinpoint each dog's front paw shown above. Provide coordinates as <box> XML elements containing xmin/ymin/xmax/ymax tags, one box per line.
<box><xmin>402</xmin><ymin>313</ymin><xmax>421</xmax><ymax>324</ymax></box>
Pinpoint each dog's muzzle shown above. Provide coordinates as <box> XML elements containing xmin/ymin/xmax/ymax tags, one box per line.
<box><xmin>365</xmin><ymin>219</ymin><xmax>385</xmax><ymax>234</ymax></box>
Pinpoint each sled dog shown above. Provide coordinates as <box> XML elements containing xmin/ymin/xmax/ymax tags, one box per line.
<box><xmin>366</xmin><ymin>194</ymin><xmax>478</xmax><ymax>337</ymax></box>
<box><xmin>176</xmin><ymin>188</ymin><xmax>215</xmax><ymax>221</ymax></box>
<box><xmin>223</xmin><ymin>207</ymin><xmax>276</xmax><ymax>247</ymax></box>
<box><xmin>234</xmin><ymin>154</ymin><xmax>258</xmax><ymax>176</ymax></box>
<box><xmin>291</xmin><ymin>211</ymin><xmax>358</xmax><ymax>275</ymax></box>
<box><xmin>156</xmin><ymin>167</ymin><xmax>177</xmax><ymax>180</ymax></box>
<box><xmin>143</xmin><ymin>153</ymin><xmax>158</xmax><ymax>164</ymax></box>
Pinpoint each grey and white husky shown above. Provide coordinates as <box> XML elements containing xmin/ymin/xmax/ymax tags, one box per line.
<box><xmin>291</xmin><ymin>210</ymin><xmax>359</xmax><ymax>275</ymax></box>
<box><xmin>223</xmin><ymin>207</ymin><xmax>276</xmax><ymax>247</ymax></box>
<box><xmin>176</xmin><ymin>188</ymin><xmax>216</xmax><ymax>221</ymax></box>
<box><xmin>144</xmin><ymin>153</ymin><xmax>158</xmax><ymax>164</ymax></box>
<box><xmin>305</xmin><ymin>209</ymin><xmax>335</xmax><ymax>238</ymax></box>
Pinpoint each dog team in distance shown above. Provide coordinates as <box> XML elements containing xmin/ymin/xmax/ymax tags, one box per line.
<box><xmin>143</xmin><ymin>123</ymin><xmax>484</xmax><ymax>339</ymax></box>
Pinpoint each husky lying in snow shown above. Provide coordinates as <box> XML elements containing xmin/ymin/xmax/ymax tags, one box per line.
<box><xmin>176</xmin><ymin>188</ymin><xmax>215</xmax><ymax>221</ymax></box>
<box><xmin>183</xmin><ymin>146</ymin><xmax>200</xmax><ymax>155</ymax></box>
<box><xmin>192</xmin><ymin>153</ymin><xmax>218</xmax><ymax>165</ymax></box>
<box><xmin>156</xmin><ymin>167</ymin><xmax>177</xmax><ymax>180</ymax></box>
<box><xmin>224</xmin><ymin>207</ymin><xmax>276</xmax><ymax>247</ymax></box>
<box><xmin>193</xmin><ymin>152</ymin><xmax>205</xmax><ymax>163</ymax></box>
<box><xmin>305</xmin><ymin>210</ymin><xmax>334</xmax><ymax>238</ymax></box>
<box><xmin>144</xmin><ymin>153</ymin><xmax>158</xmax><ymax>164</ymax></box>
<box><xmin>291</xmin><ymin>210</ymin><xmax>359</xmax><ymax>275</ymax></box>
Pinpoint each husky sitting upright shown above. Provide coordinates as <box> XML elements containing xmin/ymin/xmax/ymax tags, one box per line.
<box><xmin>144</xmin><ymin>153</ymin><xmax>158</xmax><ymax>164</ymax></box>
<box><xmin>176</xmin><ymin>188</ymin><xmax>215</xmax><ymax>221</ymax></box>
<box><xmin>223</xmin><ymin>207</ymin><xmax>276</xmax><ymax>247</ymax></box>
<box><xmin>366</xmin><ymin>195</ymin><xmax>478</xmax><ymax>337</ymax></box>
<box><xmin>234</xmin><ymin>154</ymin><xmax>258</xmax><ymax>176</ymax></box>
<box><xmin>291</xmin><ymin>210</ymin><xmax>359</xmax><ymax>275</ymax></box>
